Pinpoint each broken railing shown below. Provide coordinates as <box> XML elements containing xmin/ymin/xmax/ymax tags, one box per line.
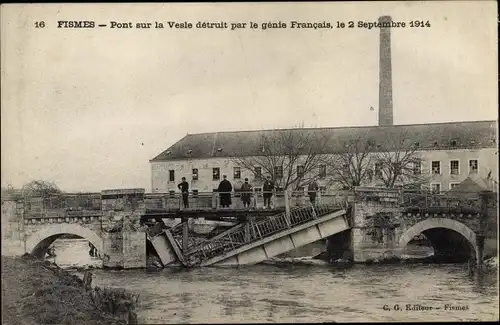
<box><xmin>183</xmin><ymin>203</ymin><xmax>344</xmax><ymax>266</ymax></box>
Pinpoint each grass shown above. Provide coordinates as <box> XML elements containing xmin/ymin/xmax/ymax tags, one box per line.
<box><xmin>1</xmin><ymin>254</ymin><xmax>138</xmax><ymax>325</ymax></box>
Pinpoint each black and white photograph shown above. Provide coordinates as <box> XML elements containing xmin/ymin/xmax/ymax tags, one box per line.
<box><xmin>1</xmin><ymin>1</ymin><xmax>498</xmax><ymax>324</ymax></box>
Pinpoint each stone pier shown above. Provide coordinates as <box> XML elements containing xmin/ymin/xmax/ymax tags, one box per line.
<box><xmin>101</xmin><ymin>189</ymin><xmax>147</xmax><ymax>269</ymax></box>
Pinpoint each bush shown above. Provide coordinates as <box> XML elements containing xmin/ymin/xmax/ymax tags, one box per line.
<box><xmin>90</xmin><ymin>286</ymin><xmax>139</xmax><ymax>324</ymax></box>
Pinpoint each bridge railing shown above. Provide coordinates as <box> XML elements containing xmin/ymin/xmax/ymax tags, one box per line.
<box><xmin>144</xmin><ymin>190</ymin><xmax>352</xmax><ymax>212</ymax></box>
<box><xmin>17</xmin><ymin>189</ymin><xmax>351</xmax><ymax>219</ymax></box>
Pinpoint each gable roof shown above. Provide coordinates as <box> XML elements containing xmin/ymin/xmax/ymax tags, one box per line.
<box><xmin>150</xmin><ymin>120</ymin><xmax>498</xmax><ymax>162</ymax></box>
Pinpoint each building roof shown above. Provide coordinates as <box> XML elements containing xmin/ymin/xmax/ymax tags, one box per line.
<box><xmin>449</xmin><ymin>174</ymin><xmax>498</xmax><ymax>194</ymax></box>
<box><xmin>150</xmin><ymin>120</ymin><xmax>498</xmax><ymax>162</ymax></box>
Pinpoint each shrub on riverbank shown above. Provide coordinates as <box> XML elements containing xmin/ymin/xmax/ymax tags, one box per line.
<box><xmin>1</xmin><ymin>254</ymin><xmax>139</xmax><ymax>325</ymax></box>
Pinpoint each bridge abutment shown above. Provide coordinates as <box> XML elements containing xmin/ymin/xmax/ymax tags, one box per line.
<box><xmin>101</xmin><ymin>189</ymin><xmax>147</xmax><ymax>269</ymax></box>
<box><xmin>351</xmin><ymin>188</ymin><xmax>402</xmax><ymax>262</ymax></box>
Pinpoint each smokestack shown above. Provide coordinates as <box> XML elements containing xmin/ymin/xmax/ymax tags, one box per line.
<box><xmin>378</xmin><ymin>15</ymin><xmax>393</xmax><ymax>126</ymax></box>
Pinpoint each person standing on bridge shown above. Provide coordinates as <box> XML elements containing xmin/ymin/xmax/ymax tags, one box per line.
<box><xmin>240</xmin><ymin>178</ymin><xmax>252</xmax><ymax>208</ymax></box>
<box><xmin>263</xmin><ymin>176</ymin><xmax>275</xmax><ymax>209</ymax></box>
<box><xmin>177</xmin><ymin>177</ymin><xmax>189</xmax><ymax>208</ymax></box>
<box><xmin>308</xmin><ymin>180</ymin><xmax>319</xmax><ymax>204</ymax></box>
<box><xmin>218</xmin><ymin>175</ymin><xmax>233</xmax><ymax>208</ymax></box>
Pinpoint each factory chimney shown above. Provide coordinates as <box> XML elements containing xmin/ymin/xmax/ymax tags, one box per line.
<box><xmin>378</xmin><ymin>15</ymin><xmax>393</xmax><ymax>126</ymax></box>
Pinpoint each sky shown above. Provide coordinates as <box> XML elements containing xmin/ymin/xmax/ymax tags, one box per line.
<box><xmin>1</xmin><ymin>2</ymin><xmax>498</xmax><ymax>192</ymax></box>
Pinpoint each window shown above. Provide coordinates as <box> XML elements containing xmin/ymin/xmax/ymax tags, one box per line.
<box><xmin>297</xmin><ymin>165</ymin><xmax>305</xmax><ymax>178</ymax></box>
<box><xmin>274</xmin><ymin>166</ymin><xmax>283</xmax><ymax>179</ymax></box>
<box><xmin>319</xmin><ymin>165</ymin><xmax>326</xmax><ymax>178</ymax></box>
<box><xmin>254</xmin><ymin>167</ymin><xmax>262</xmax><ymax>178</ymax></box>
<box><xmin>366</xmin><ymin>169</ymin><xmax>374</xmax><ymax>182</ymax></box>
<box><xmin>319</xmin><ymin>186</ymin><xmax>327</xmax><ymax>195</ymax></box>
<box><xmin>169</xmin><ymin>170</ymin><xmax>175</xmax><ymax>182</ymax></box>
<box><xmin>431</xmin><ymin>161</ymin><xmax>441</xmax><ymax>174</ymax></box>
<box><xmin>233</xmin><ymin>167</ymin><xmax>241</xmax><ymax>179</ymax></box>
<box><xmin>413</xmin><ymin>161</ymin><xmax>422</xmax><ymax>175</ymax></box>
<box><xmin>469</xmin><ymin>160</ymin><xmax>478</xmax><ymax>174</ymax></box>
<box><xmin>374</xmin><ymin>162</ymin><xmax>383</xmax><ymax>178</ymax></box>
<box><xmin>169</xmin><ymin>190</ymin><xmax>176</xmax><ymax>198</ymax></box>
<box><xmin>449</xmin><ymin>183</ymin><xmax>460</xmax><ymax>190</ymax></box>
<box><xmin>450</xmin><ymin>160</ymin><xmax>459</xmax><ymax>175</ymax></box>
<box><xmin>213</xmin><ymin>168</ymin><xmax>220</xmax><ymax>180</ymax></box>
<box><xmin>192</xmin><ymin>168</ymin><xmax>199</xmax><ymax>181</ymax></box>
<box><xmin>431</xmin><ymin>183</ymin><xmax>441</xmax><ymax>194</ymax></box>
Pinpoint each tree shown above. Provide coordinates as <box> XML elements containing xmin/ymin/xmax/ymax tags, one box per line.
<box><xmin>231</xmin><ymin>129</ymin><xmax>331</xmax><ymax>191</ymax></box>
<box><xmin>321</xmin><ymin>136</ymin><xmax>375</xmax><ymax>190</ymax></box>
<box><xmin>1</xmin><ymin>184</ymin><xmax>22</xmax><ymax>199</ymax></box>
<box><xmin>322</xmin><ymin>132</ymin><xmax>430</xmax><ymax>190</ymax></box>
<box><xmin>375</xmin><ymin>133</ymin><xmax>431</xmax><ymax>188</ymax></box>
<box><xmin>21</xmin><ymin>180</ymin><xmax>62</xmax><ymax>198</ymax></box>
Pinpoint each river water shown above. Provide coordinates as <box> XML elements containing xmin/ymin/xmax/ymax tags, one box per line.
<box><xmin>49</xmin><ymin>239</ymin><xmax>499</xmax><ymax>323</ymax></box>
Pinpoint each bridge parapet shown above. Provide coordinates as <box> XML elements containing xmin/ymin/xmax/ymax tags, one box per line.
<box><xmin>101</xmin><ymin>188</ymin><xmax>145</xmax><ymax>223</ymax></box>
<box><xmin>19</xmin><ymin>193</ymin><xmax>102</xmax><ymax>220</ymax></box>
<box><xmin>400</xmin><ymin>190</ymin><xmax>483</xmax><ymax>214</ymax></box>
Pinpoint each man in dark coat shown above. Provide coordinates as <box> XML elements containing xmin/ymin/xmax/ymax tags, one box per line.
<box><xmin>262</xmin><ymin>176</ymin><xmax>275</xmax><ymax>209</ymax></box>
<box><xmin>240</xmin><ymin>178</ymin><xmax>252</xmax><ymax>208</ymax></box>
<box><xmin>218</xmin><ymin>175</ymin><xmax>233</xmax><ymax>208</ymax></box>
<box><xmin>308</xmin><ymin>180</ymin><xmax>319</xmax><ymax>204</ymax></box>
<box><xmin>177</xmin><ymin>177</ymin><xmax>189</xmax><ymax>208</ymax></box>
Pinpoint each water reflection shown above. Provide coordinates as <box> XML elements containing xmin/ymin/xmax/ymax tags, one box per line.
<box><xmin>179</xmin><ymin>292</ymin><xmax>192</xmax><ymax>323</ymax></box>
<box><xmin>47</xmin><ymin>238</ymin><xmax>102</xmax><ymax>268</ymax></box>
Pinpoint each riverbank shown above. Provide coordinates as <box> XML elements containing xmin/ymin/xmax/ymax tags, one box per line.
<box><xmin>1</xmin><ymin>254</ymin><xmax>138</xmax><ymax>325</ymax></box>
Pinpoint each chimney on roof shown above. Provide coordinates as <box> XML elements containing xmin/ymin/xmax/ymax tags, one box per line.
<box><xmin>378</xmin><ymin>15</ymin><xmax>393</xmax><ymax>126</ymax></box>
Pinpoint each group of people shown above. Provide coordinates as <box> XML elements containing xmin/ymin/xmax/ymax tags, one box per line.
<box><xmin>177</xmin><ymin>174</ymin><xmax>321</xmax><ymax>209</ymax></box>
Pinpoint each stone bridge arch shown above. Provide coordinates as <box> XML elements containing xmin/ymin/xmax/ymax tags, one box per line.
<box><xmin>398</xmin><ymin>218</ymin><xmax>479</xmax><ymax>261</ymax></box>
<box><xmin>26</xmin><ymin>223</ymin><xmax>103</xmax><ymax>259</ymax></box>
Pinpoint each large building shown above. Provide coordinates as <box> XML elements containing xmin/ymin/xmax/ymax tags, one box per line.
<box><xmin>150</xmin><ymin>121</ymin><xmax>498</xmax><ymax>194</ymax></box>
<box><xmin>149</xmin><ymin>16</ymin><xmax>498</xmax><ymax>195</ymax></box>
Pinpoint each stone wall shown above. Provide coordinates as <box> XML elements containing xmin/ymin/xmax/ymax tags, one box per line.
<box><xmin>101</xmin><ymin>189</ymin><xmax>146</xmax><ymax>229</ymax></box>
<box><xmin>102</xmin><ymin>232</ymin><xmax>124</xmax><ymax>268</ymax></box>
<box><xmin>1</xmin><ymin>199</ymin><xmax>24</xmax><ymax>256</ymax></box>
<box><xmin>123</xmin><ymin>231</ymin><xmax>146</xmax><ymax>268</ymax></box>
<box><xmin>101</xmin><ymin>231</ymin><xmax>147</xmax><ymax>269</ymax></box>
